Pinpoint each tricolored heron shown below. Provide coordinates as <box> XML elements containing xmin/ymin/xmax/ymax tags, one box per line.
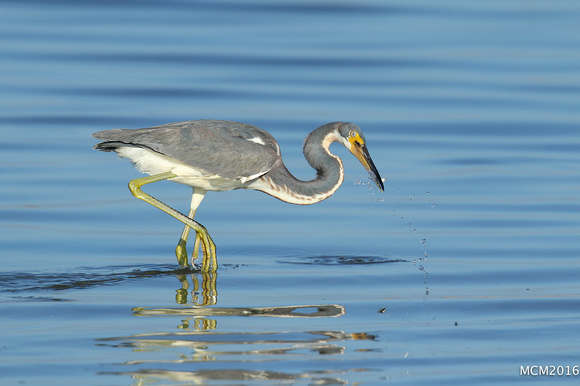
<box><xmin>93</xmin><ymin>120</ymin><xmax>384</xmax><ymax>272</ymax></box>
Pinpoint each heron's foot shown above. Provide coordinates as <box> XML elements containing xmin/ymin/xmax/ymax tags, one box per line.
<box><xmin>176</xmin><ymin>230</ymin><xmax>216</xmax><ymax>271</ymax></box>
<box><xmin>197</xmin><ymin>230</ymin><xmax>217</xmax><ymax>273</ymax></box>
<box><xmin>175</xmin><ymin>238</ymin><xmax>190</xmax><ymax>267</ymax></box>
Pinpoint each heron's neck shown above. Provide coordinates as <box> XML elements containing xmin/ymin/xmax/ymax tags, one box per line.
<box><xmin>251</xmin><ymin>127</ymin><xmax>344</xmax><ymax>205</ymax></box>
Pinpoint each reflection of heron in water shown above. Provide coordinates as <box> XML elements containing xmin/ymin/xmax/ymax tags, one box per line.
<box><xmin>98</xmin><ymin>325</ymin><xmax>375</xmax><ymax>383</ymax></box>
<box><xmin>175</xmin><ymin>271</ymin><xmax>218</xmax><ymax>306</ymax></box>
<box><xmin>93</xmin><ymin>120</ymin><xmax>384</xmax><ymax>271</ymax></box>
<box><xmin>133</xmin><ymin>303</ymin><xmax>347</xmax><ymax>318</ymax></box>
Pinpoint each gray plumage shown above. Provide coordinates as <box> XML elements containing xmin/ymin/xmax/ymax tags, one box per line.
<box><xmin>93</xmin><ymin>119</ymin><xmax>383</xmax><ymax>205</ymax></box>
<box><xmin>93</xmin><ymin>119</ymin><xmax>279</xmax><ymax>181</ymax></box>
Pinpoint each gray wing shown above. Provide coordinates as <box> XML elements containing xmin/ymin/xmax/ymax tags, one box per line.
<box><xmin>93</xmin><ymin>120</ymin><xmax>280</xmax><ymax>180</ymax></box>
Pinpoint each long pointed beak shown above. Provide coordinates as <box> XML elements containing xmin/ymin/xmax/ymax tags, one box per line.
<box><xmin>351</xmin><ymin>142</ymin><xmax>384</xmax><ymax>191</ymax></box>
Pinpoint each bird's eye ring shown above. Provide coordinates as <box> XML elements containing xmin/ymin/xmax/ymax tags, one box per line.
<box><xmin>349</xmin><ymin>130</ymin><xmax>357</xmax><ymax>138</ymax></box>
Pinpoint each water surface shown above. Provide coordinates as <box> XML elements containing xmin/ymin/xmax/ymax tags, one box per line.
<box><xmin>1</xmin><ymin>1</ymin><xmax>580</xmax><ymax>384</ymax></box>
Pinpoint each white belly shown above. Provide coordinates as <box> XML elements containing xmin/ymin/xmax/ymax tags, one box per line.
<box><xmin>116</xmin><ymin>147</ymin><xmax>245</xmax><ymax>191</ymax></box>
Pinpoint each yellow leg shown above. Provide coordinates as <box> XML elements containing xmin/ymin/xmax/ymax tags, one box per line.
<box><xmin>175</xmin><ymin>208</ymin><xmax>195</xmax><ymax>267</ymax></box>
<box><xmin>128</xmin><ymin>172</ymin><xmax>217</xmax><ymax>272</ymax></box>
<box><xmin>176</xmin><ymin>188</ymin><xmax>207</xmax><ymax>266</ymax></box>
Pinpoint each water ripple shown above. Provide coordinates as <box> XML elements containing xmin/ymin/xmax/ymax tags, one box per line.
<box><xmin>0</xmin><ymin>264</ymin><xmax>183</xmax><ymax>294</ymax></box>
<box><xmin>279</xmin><ymin>255</ymin><xmax>406</xmax><ymax>266</ymax></box>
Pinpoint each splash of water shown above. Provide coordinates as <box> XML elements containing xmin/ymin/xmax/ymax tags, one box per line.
<box><xmin>354</xmin><ymin>179</ymin><xmax>436</xmax><ymax>297</ymax></box>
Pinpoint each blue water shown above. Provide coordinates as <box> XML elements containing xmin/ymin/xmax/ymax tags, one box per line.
<box><xmin>1</xmin><ymin>1</ymin><xmax>580</xmax><ymax>384</ymax></box>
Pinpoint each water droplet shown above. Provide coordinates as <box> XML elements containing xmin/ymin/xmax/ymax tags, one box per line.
<box><xmin>420</xmin><ymin>238</ymin><xmax>426</xmax><ymax>244</ymax></box>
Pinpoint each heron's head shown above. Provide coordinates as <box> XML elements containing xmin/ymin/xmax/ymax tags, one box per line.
<box><xmin>336</xmin><ymin>122</ymin><xmax>385</xmax><ymax>191</ymax></box>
